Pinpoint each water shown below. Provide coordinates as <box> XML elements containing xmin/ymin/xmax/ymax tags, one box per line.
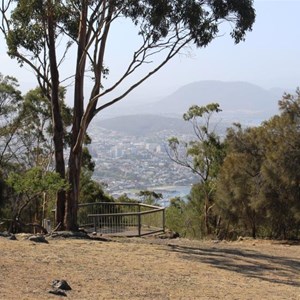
<box><xmin>149</xmin><ymin>185</ymin><xmax>191</xmax><ymax>206</ymax></box>
<box><xmin>112</xmin><ymin>185</ymin><xmax>192</xmax><ymax>207</ymax></box>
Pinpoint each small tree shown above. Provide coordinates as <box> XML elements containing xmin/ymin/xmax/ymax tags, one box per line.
<box><xmin>0</xmin><ymin>74</ymin><xmax>23</xmax><ymax>168</ymax></box>
<box><xmin>167</xmin><ymin>103</ymin><xmax>225</xmax><ymax>235</ymax></box>
<box><xmin>217</xmin><ymin>90</ymin><xmax>300</xmax><ymax>239</ymax></box>
<box><xmin>6</xmin><ymin>167</ymin><xmax>68</xmax><ymax>233</ymax></box>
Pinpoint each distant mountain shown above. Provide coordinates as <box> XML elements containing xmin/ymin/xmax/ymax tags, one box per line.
<box><xmin>143</xmin><ymin>81</ymin><xmax>281</xmax><ymax>119</ymax></box>
<box><xmin>95</xmin><ymin>81</ymin><xmax>288</xmax><ymax>136</ymax></box>
<box><xmin>102</xmin><ymin>80</ymin><xmax>284</xmax><ymax>123</ymax></box>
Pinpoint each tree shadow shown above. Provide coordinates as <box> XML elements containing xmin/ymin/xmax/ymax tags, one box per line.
<box><xmin>167</xmin><ymin>243</ymin><xmax>300</xmax><ymax>287</ymax></box>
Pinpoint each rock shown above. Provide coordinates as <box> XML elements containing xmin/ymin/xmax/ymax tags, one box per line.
<box><xmin>49</xmin><ymin>280</ymin><xmax>72</xmax><ymax>297</ymax></box>
<box><xmin>49</xmin><ymin>231</ymin><xmax>90</xmax><ymax>239</ymax></box>
<box><xmin>52</xmin><ymin>280</ymin><xmax>72</xmax><ymax>291</ymax></box>
<box><xmin>28</xmin><ymin>235</ymin><xmax>48</xmax><ymax>243</ymax></box>
<box><xmin>8</xmin><ymin>235</ymin><xmax>17</xmax><ymax>240</ymax></box>
<box><xmin>212</xmin><ymin>239</ymin><xmax>220</xmax><ymax>243</ymax></box>
<box><xmin>15</xmin><ymin>233</ymin><xmax>32</xmax><ymax>240</ymax></box>
<box><xmin>0</xmin><ymin>231</ymin><xmax>11</xmax><ymax>237</ymax></box>
<box><xmin>0</xmin><ymin>232</ymin><xmax>17</xmax><ymax>240</ymax></box>
<box><xmin>159</xmin><ymin>230</ymin><xmax>180</xmax><ymax>239</ymax></box>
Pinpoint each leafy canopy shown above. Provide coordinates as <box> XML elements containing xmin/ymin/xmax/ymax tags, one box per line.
<box><xmin>6</xmin><ymin>167</ymin><xmax>68</xmax><ymax>197</ymax></box>
<box><xmin>5</xmin><ymin>1</ymin><xmax>255</xmax><ymax>62</ymax></box>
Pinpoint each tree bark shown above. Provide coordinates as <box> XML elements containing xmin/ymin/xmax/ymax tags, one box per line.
<box><xmin>65</xmin><ymin>149</ymin><xmax>82</xmax><ymax>231</ymax></box>
<box><xmin>47</xmin><ymin>1</ymin><xmax>66</xmax><ymax>228</ymax></box>
<box><xmin>65</xmin><ymin>1</ymin><xmax>88</xmax><ymax>231</ymax></box>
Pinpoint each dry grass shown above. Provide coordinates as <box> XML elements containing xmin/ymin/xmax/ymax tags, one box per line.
<box><xmin>0</xmin><ymin>235</ymin><xmax>299</xmax><ymax>299</ymax></box>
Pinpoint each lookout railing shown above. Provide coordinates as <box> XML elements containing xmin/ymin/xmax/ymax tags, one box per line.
<box><xmin>78</xmin><ymin>202</ymin><xmax>165</xmax><ymax>237</ymax></box>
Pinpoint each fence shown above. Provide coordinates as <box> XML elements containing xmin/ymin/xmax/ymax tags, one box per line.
<box><xmin>78</xmin><ymin>202</ymin><xmax>165</xmax><ymax>237</ymax></box>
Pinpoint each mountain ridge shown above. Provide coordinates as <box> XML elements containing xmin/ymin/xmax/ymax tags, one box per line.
<box><xmin>96</xmin><ymin>80</ymin><xmax>286</xmax><ymax>135</ymax></box>
<box><xmin>146</xmin><ymin>80</ymin><xmax>280</xmax><ymax>115</ymax></box>
<box><xmin>102</xmin><ymin>80</ymin><xmax>283</xmax><ymax>120</ymax></box>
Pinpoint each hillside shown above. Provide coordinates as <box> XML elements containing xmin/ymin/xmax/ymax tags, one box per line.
<box><xmin>0</xmin><ymin>236</ymin><xmax>299</xmax><ymax>299</ymax></box>
<box><xmin>154</xmin><ymin>80</ymin><xmax>279</xmax><ymax>111</ymax></box>
<box><xmin>101</xmin><ymin>81</ymin><xmax>283</xmax><ymax>123</ymax></box>
<box><xmin>94</xmin><ymin>114</ymin><xmax>191</xmax><ymax>136</ymax></box>
<box><xmin>94</xmin><ymin>114</ymin><xmax>231</xmax><ymax>137</ymax></box>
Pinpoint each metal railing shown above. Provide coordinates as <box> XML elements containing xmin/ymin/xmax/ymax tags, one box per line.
<box><xmin>78</xmin><ymin>202</ymin><xmax>165</xmax><ymax>237</ymax></box>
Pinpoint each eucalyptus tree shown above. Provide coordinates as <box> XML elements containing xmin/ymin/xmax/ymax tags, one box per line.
<box><xmin>0</xmin><ymin>85</ymin><xmax>72</xmax><ymax>228</ymax></box>
<box><xmin>168</xmin><ymin>103</ymin><xmax>225</xmax><ymax>234</ymax></box>
<box><xmin>0</xmin><ymin>0</ymin><xmax>255</xmax><ymax>230</ymax></box>
<box><xmin>15</xmin><ymin>87</ymin><xmax>72</xmax><ymax>169</ymax></box>
<box><xmin>6</xmin><ymin>167</ymin><xmax>68</xmax><ymax>233</ymax></box>
<box><xmin>0</xmin><ymin>74</ymin><xmax>23</xmax><ymax>168</ymax></box>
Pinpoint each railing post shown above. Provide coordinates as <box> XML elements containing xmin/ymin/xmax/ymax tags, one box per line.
<box><xmin>162</xmin><ymin>208</ymin><xmax>166</xmax><ymax>233</ymax></box>
<box><xmin>93</xmin><ymin>216</ymin><xmax>97</xmax><ymax>233</ymax></box>
<box><xmin>138</xmin><ymin>204</ymin><xmax>141</xmax><ymax>236</ymax></box>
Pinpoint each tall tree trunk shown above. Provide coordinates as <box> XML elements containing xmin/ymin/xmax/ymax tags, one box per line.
<box><xmin>65</xmin><ymin>1</ymin><xmax>88</xmax><ymax>230</ymax></box>
<box><xmin>47</xmin><ymin>1</ymin><xmax>66</xmax><ymax>228</ymax></box>
<box><xmin>204</xmin><ymin>202</ymin><xmax>209</xmax><ymax>235</ymax></box>
<box><xmin>65</xmin><ymin>149</ymin><xmax>82</xmax><ymax>231</ymax></box>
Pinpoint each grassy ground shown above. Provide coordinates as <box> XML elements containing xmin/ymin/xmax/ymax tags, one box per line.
<box><xmin>0</xmin><ymin>235</ymin><xmax>299</xmax><ymax>299</ymax></box>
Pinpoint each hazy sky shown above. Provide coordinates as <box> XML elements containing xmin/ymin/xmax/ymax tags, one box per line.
<box><xmin>0</xmin><ymin>0</ymin><xmax>299</xmax><ymax>103</ymax></box>
<box><xmin>133</xmin><ymin>0</ymin><xmax>299</xmax><ymax>98</ymax></box>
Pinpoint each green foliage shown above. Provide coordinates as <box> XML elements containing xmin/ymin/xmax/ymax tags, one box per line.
<box><xmin>216</xmin><ymin>90</ymin><xmax>300</xmax><ymax>239</ymax></box>
<box><xmin>168</xmin><ymin>103</ymin><xmax>225</xmax><ymax>179</ymax></box>
<box><xmin>119</xmin><ymin>0</ymin><xmax>255</xmax><ymax>45</ymax></box>
<box><xmin>183</xmin><ymin>103</ymin><xmax>222</xmax><ymax>121</ymax></box>
<box><xmin>7</xmin><ymin>167</ymin><xmax>68</xmax><ymax>197</ymax></box>
<box><xmin>0</xmin><ymin>170</ymin><xmax>5</xmax><ymax>210</ymax></box>
<box><xmin>21</xmin><ymin>87</ymin><xmax>72</xmax><ymax>131</ymax></box>
<box><xmin>137</xmin><ymin>190</ymin><xmax>162</xmax><ymax>205</ymax></box>
<box><xmin>4</xmin><ymin>167</ymin><xmax>68</xmax><ymax>229</ymax></box>
<box><xmin>166</xmin><ymin>194</ymin><xmax>209</xmax><ymax>239</ymax></box>
<box><xmin>0</xmin><ymin>75</ymin><xmax>27</xmax><ymax>222</ymax></box>
<box><xmin>0</xmin><ymin>74</ymin><xmax>23</xmax><ymax>167</ymax></box>
<box><xmin>167</xmin><ymin>103</ymin><xmax>225</xmax><ymax>236</ymax></box>
<box><xmin>216</xmin><ymin>151</ymin><xmax>261</xmax><ymax>238</ymax></box>
<box><xmin>81</xmin><ymin>147</ymin><xmax>95</xmax><ymax>173</ymax></box>
<box><xmin>167</xmin><ymin>92</ymin><xmax>300</xmax><ymax>240</ymax></box>
<box><xmin>166</xmin><ymin>197</ymin><xmax>187</xmax><ymax>235</ymax></box>
<box><xmin>79</xmin><ymin>170</ymin><xmax>112</xmax><ymax>204</ymax></box>
<box><xmin>7</xmin><ymin>0</ymin><xmax>47</xmax><ymax>58</ymax></box>
<box><xmin>116</xmin><ymin>193</ymin><xmax>138</xmax><ymax>203</ymax></box>
<box><xmin>0</xmin><ymin>73</ymin><xmax>22</xmax><ymax>116</ymax></box>
<box><xmin>0</xmin><ymin>84</ymin><xmax>72</xmax><ymax>170</ymax></box>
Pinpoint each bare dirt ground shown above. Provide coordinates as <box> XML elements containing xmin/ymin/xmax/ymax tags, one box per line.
<box><xmin>0</xmin><ymin>234</ymin><xmax>299</xmax><ymax>300</ymax></box>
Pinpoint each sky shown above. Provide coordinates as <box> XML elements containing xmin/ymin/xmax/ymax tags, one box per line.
<box><xmin>133</xmin><ymin>0</ymin><xmax>299</xmax><ymax>99</ymax></box>
<box><xmin>0</xmin><ymin>0</ymin><xmax>299</xmax><ymax>104</ymax></box>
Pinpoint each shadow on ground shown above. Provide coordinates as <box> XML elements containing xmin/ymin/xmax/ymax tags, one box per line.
<box><xmin>167</xmin><ymin>243</ymin><xmax>300</xmax><ymax>287</ymax></box>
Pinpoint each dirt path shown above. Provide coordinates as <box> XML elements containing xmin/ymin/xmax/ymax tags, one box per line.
<box><xmin>0</xmin><ymin>235</ymin><xmax>299</xmax><ymax>299</ymax></box>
